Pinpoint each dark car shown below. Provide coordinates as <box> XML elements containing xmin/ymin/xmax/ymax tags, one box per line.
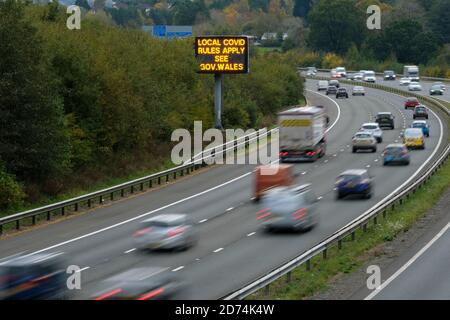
<box><xmin>383</xmin><ymin>144</ymin><xmax>410</xmax><ymax>166</ymax></box>
<box><xmin>429</xmin><ymin>84</ymin><xmax>444</xmax><ymax>95</ymax></box>
<box><xmin>404</xmin><ymin>97</ymin><xmax>420</xmax><ymax>110</ymax></box>
<box><xmin>329</xmin><ymin>79</ymin><xmax>340</xmax><ymax>88</ymax></box>
<box><xmin>92</xmin><ymin>267</ymin><xmax>184</xmax><ymax>300</ymax></box>
<box><xmin>326</xmin><ymin>86</ymin><xmax>337</xmax><ymax>95</ymax></box>
<box><xmin>375</xmin><ymin>112</ymin><xmax>395</xmax><ymax>130</ymax></box>
<box><xmin>0</xmin><ymin>252</ymin><xmax>67</xmax><ymax>300</ymax></box>
<box><xmin>383</xmin><ymin>70</ymin><xmax>396</xmax><ymax>80</ymax></box>
<box><xmin>336</xmin><ymin>87</ymin><xmax>349</xmax><ymax>99</ymax></box>
<box><xmin>413</xmin><ymin>105</ymin><xmax>429</xmax><ymax>119</ymax></box>
<box><xmin>335</xmin><ymin>169</ymin><xmax>373</xmax><ymax>200</ymax></box>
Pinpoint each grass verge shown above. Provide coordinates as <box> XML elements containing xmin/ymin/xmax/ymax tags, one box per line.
<box><xmin>247</xmin><ymin>157</ymin><xmax>450</xmax><ymax>300</ymax></box>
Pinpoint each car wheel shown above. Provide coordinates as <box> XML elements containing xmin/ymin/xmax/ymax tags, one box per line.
<box><xmin>383</xmin><ymin>161</ymin><xmax>388</xmax><ymax>166</ymax></box>
<box><xmin>404</xmin><ymin>160</ymin><xmax>410</xmax><ymax>166</ymax></box>
<box><xmin>336</xmin><ymin>192</ymin><xmax>342</xmax><ymax>200</ymax></box>
<box><xmin>365</xmin><ymin>191</ymin><xmax>372</xmax><ymax>199</ymax></box>
<box><xmin>352</xmin><ymin>147</ymin><xmax>357</xmax><ymax>153</ymax></box>
<box><xmin>372</xmin><ymin>147</ymin><xmax>377</xmax><ymax>153</ymax></box>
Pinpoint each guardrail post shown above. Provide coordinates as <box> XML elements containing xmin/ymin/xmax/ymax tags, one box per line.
<box><xmin>374</xmin><ymin>216</ymin><xmax>378</xmax><ymax>225</ymax></box>
<box><xmin>338</xmin><ymin>239</ymin><xmax>342</xmax><ymax>250</ymax></box>
<box><xmin>286</xmin><ymin>271</ymin><xmax>292</xmax><ymax>283</ymax></box>
<box><xmin>158</xmin><ymin>177</ymin><xmax>161</xmax><ymax>185</ymax></box>
<box><xmin>149</xmin><ymin>180</ymin><xmax>153</xmax><ymax>188</ymax></box>
<box><xmin>264</xmin><ymin>285</ymin><xmax>270</xmax><ymax>296</ymax></box>
<box><xmin>140</xmin><ymin>182</ymin><xmax>144</xmax><ymax>191</ymax></box>
<box><xmin>47</xmin><ymin>211</ymin><xmax>51</xmax><ymax>221</ymax></box>
<box><xmin>121</xmin><ymin>189</ymin><xmax>124</xmax><ymax>197</ymax></box>
<box><xmin>16</xmin><ymin>220</ymin><xmax>20</xmax><ymax>230</ymax></box>
<box><xmin>110</xmin><ymin>192</ymin><xmax>114</xmax><ymax>201</ymax></box>
<box><xmin>306</xmin><ymin>259</ymin><xmax>311</xmax><ymax>271</ymax></box>
<box><xmin>323</xmin><ymin>248</ymin><xmax>327</xmax><ymax>260</ymax></box>
<box><xmin>131</xmin><ymin>186</ymin><xmax>134</xmax><ymax>194</ymax></box>
<box><xmin>351</xmin><ymin>231</ymin><xmax>355</xmax><ymax>241</ymax></box>
<box><xmin>166</xmin><ymin>174</ymin><xmax>169</xmax><ymax>183</ymax></box>
<box><xmin>88</xmin><ymin>199</ymin><xmax>92</xmax><ymax>208</ymax></box>
<box><xmin>0</xmin><ymin>224</ymin><xmax>2</xmax><ymax>236</ymax></box>
<box><xmin>61</xmin><ymin>207</ymin><xmax>65</xmax><ymax>216</ymax></box>
<box><xmin>362</xmin><ymin>224</ymin><xmax>367</xmax><ymax>232</ymax></box>
<box><xmin>74</xmin><ymin>203</ymin><xmax>79</xmax><ymax>212</ymax></box>
<box><xmin>181</xmin><ymin>169</ymin><xmax>184</xmax><ymax>177</ymax></box>
<box><xmin>173</xmin><ymin>172</ymin><xmax>176</xmax><ymax>180</ymax></box>
<box><xmin>383</xmin><ymin>210</ymin><xmax>387</xmax><ymax>219</ymax></box>
<box><xmin>99</xmin><ymin>195</ymin><xmax>103</xmax><ymax>204</ymax></box>
<box><xmin>32</xmin><ymin>215</ymin><xmax>36</xmax><ymax>225</ymax></box>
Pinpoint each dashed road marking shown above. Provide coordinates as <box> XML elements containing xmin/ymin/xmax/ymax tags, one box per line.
<box><xmin>125</xmin><ymin>248</ymin><xmax>136</xmax><ymax>254</ymax></box>
<box><xmin>172</xmin><ymin>266</ymin><xmax>184</xmax><ymax>272</ymax></box>
<box><xmin>247</xmin><ymin>232</ymin><xmax>256</xmax><ymax>237</ymax></box>
<box><xmin>213</xmin><ymin>248</ymin><xmax>224</xmax><ymax>253</ymax></box>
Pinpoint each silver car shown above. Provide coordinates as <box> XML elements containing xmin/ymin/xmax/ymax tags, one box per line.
<box><xmin>408</xmin><ymin>82</ymin><xmax>422</xmax><ymax>91</ymax></box>
<box><xmin>317</xmin><ymin>80</ymin><xmax>328</xmax><ymax>91</ymax></box>
<box><xmin>92</xmin><ymin>267</ymin><xmax>184</xmax><ymax>300</ymax></box>
<box><xmin>399</xmin><ymin>77</ymin><xmax>411</xmax><ymax>86</ymax></box>
<box><xmin>360</xmin><ymin>123</ymin><xmax>383</xmax><ymax>143</ymax></box>
<box><xmin>133</xmin><ymin>214</ymin><xmax>196</xmax><ymax>251</ymax></box>
<box><xmin>352</xmin><ymin>131</ymin><xmax>377</xmax><ymax>153</ymax></box>
<box><xmin>352</xmin><ymin>86</ymin><xmax>366</xmax><ymax>96</ymax></box>
<box><xmin>257</xmin><ymin>184</ymin><xmax>319</xmax><ymax>232</ymax></box>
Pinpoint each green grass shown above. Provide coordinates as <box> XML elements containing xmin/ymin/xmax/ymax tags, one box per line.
<box><xmin>247</xmin><ymin>158</ymin><xmax>450</xmax><ymax>300</ymax></box>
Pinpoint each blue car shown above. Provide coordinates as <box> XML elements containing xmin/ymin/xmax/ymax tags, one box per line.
<box><xmin>411</xmin><ymin>120</ymin><xmax>429</xmax><ymax>137</ymax></box>
<box><xmin>335</xmin><ymin>169</ymin><xmax>373</xmax><ymax>200</ymax></box>
<box><xmin>383</xmin><ymin>144</ymin><xmax>410</xmax><ymax>166</ymax></box>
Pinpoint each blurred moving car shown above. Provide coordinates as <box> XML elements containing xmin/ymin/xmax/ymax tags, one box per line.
<box><xmin>363</xmin><ymin>70</ymin><xmax>376</xmax><ymax>82</ymax></box>
<box><xmin>347</xmin><ymin>72</ymin><xmax>356</xmax><ymax>80</ymax></box>
<box><xmin>257</xmin><ymin>184</ymin><xmax>319</xmax><ymax>232</ymax></box>
<box><xmin>336</xmin><ymin>87</ymin><xmax>349</xmax><ymax>99</ymax></box>
<box><xmin>411</xmin><ymin>120</ymin><xmax>430</xmax><ymax>137</ymax></box>
<box><xmin>330</xmin><ymin>69</ymin><xmax>341</xmax><ymax>79</ymax></box>
<box><xmin>0</xmin><ymin>252</ymin><xmax>67</xmax><ymax>300</ymax></box>
<box><xmin>382</xmin><ymin>144</ymin><xmax>410</xmax><ymax>166</ymax></box>
<box><xmin>383</xmin><ymin>70</ymin><xmax>396</xmax><ymax>80</ymax></box>
<box><xmin>353</xmin><ymin>72</ymin><xmax>364</xmax><ymax>80</ymax></box>
<box><xmin>335</xmin><ymin>169</ymin><xmax>373</xmax><ymax>200</ymax></box>
<box><xmin>375</xmin><ymin>112</ymin><xmax>395</xmax><ymax>130</ymax></box>
<box><xmin>399</xmin><ymin>77</ymin><xmax>412</xmax><ymax>86</ymax></box>
<box><xmin>329</xmin><ymin>79</ymin><xmax>340</xmax><ymax>88</ymax></box>
<box><xmin>404</xmin><ymin>97</ymin><xmax>420</xmax><ymax>110</ymax></box>
<box><xmin>306</xmin><ymin>67</ymin><xmax>317</xmax><ymax>76</ymax></box>
<box><xmin>403</xmin><ymin>128</ymin><xmax>425</xmax><ymax>149</ymax></box>
<box><xmin>408</xmin><ymin>82</ymin><xmax>422</xmax><ymax>91</ymax></box>
<box><xmin>92</xmin><ymin>267</ymin><xmax>183</xmax><ymax>300</ymax></box>
<box><xmin>254</xmin><ymin>164</ymin><xmax>295</xmax><ymax>201</ymax></box>
<box><xmin>429</xmin><ymin>84</ymin><xmax>444</xmax><ymax>95</ymax></box>
<box><xmin>360</xmin><ymin>123</ymin><xmax>383</xmax><ymax>143</ymax></box>
<box><xmin>413</xmin><ymin>105</ymin><xmax>429</xmax><ymax>119</ymax></box>
<box><xmin>133</xmin><ymin>214</ymin><xmax>196</xmax><ymax>251</ymax></box>
<box><xmin>352</xmin><ymin>132</ymin><xmax>377</xmax><ymax>153</ymax></box>
<box><xmin>335</xmin><ymin>67</ymin><xmax>347</xmax><ymax>78</ymax></box>
<box><xmin>326</xmin><ymin>85</ymin><xmax>338</xmax><ymax>95</ymax></box>
<box><xmin>317</xmin><ymin>80</ymin><xmax>329</xmax><ymax>91</ymax></box>
<box><xmin>352</xmin><ymin>86</ymin><xmax>365</xmax><ymax>96</ymax></box>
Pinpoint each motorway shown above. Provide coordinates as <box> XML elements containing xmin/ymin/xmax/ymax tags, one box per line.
<box><xmin>0</xmin><ymin>78</ymin><xmax>448</xmax><ymax>300</ymax></box>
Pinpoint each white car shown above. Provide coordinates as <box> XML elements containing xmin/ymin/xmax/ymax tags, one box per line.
<box><xmin>360</xmin><ymin>123</ymin><xmax>383</xmax><ymax>143</ymax></box>
<box><xmin>335</xmin><ymin>67</ymin><xmax>347</xmax><ymax>78</ymax></box>
<box><xmin>433</xmin><ymin>82</ymin><xmax>446</xmax><ymax>91</ymax></box>
<box><xmin>399</xmin><ymin>77</ymin><xmax>411</xmax><ymax>86</ymax></box>
<box><xmin>352</xmin><ymin>86</ymin><xmax>366</xmax><ymax>96</ymax></box>
<box><xmin>363</xmin><ymin>71</ymin><xmax>376</xmax><ymax>83</ymax></box>
<box><xmin>408</xmin><ymin>82</ymin><xmax>422</xmax><ymax>91</ymax></box>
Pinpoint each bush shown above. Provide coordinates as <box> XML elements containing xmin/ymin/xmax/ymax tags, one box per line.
<box><xmin>0</xmin><ymin>164</ymin><xmax>24</xmax><ymax>211</ymax></box>
<box><xmin>322</xmin><ymin>53</ymin><xmax>344</xmax><ymax>69</ymax></box>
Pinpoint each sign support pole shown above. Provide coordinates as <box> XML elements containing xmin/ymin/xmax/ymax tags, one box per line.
<box><xmin>214</xmin><ymin>73</ymin><xmax>223</xmax><ymax>130</ymax></box>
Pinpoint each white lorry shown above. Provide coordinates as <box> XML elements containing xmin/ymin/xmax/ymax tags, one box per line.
<box><xmin>278</xmin><ymin>106</ymin><xmax>327</xmax><ymax>162</ymax></box>
<box><xmin>403</xmin><ymin>65</ymin><xmax>419</xmax><ymax>82</ymax></box>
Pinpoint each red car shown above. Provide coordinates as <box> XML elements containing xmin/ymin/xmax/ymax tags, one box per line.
<box><xmin>405</xmin><ymin>97</ymin><xmax>420</xmax><ymax>110</ymax></box>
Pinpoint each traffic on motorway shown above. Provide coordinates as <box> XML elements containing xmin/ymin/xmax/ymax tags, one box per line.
<box><xmin>0</xmin><ymin>73</ymin><xmax>445</xmax><ymax>301</ymax></box>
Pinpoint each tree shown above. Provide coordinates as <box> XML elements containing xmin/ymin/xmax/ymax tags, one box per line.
<box><xmin>428</xmin><ymin>0</ymin><xmax>450</xmax><ymax>44</ymax></box>
<box><xmin>75</xmin><ymin>0</ymin><xmax>91</xmax><ymax>10</ymax></box>
<box><xmin>293</xmin><ymin>0</ymin><xmax>312</xmax><ymax>19</ymax></box>
<box><xmin>0</xmin><ymin>0</ymin><xmax>71</xmax><ymax>180</ymax></box>
<box><xmin>307</xmin><ymin>0</ymin><xmax>365</xmax><ymax>54</ymax></box>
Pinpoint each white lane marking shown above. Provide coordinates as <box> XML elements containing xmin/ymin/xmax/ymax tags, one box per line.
<box><xmin>76</xmin><ymin>266</ymin><xmax>90</xmax><ymax>273</ymax></box>
<box><xmin>301</xmin><ymin>171</ymin><xmax>307</xmax><ymax>175</ymax></box>
<box><xmin>7</xmin><ymin>86</ymin><xmax>343</xmax><ymax>260</ymax></box>
<box><xmin>172</xmin><ymin>266</ymin><xmax>184</xmax><ymax>272</ymax></box>
<box><xmin>324</xmin><ymin>160</ymin><xmax>329</xmax><ymax>163</ymax></box>
<box><xmin>366</xmin><ymin>165</ymin><xmax>371</xmax><ymax>168</ymax></box>
<box><xmin>198</xmin><ymin>219</ymin><xmax>208</xmax><ymax>224</ymax></box>
<box><xmin>365</xmin><ymin>222</ymin><xmax>450</xmax><ymax>300</ymax></box>
<box><xmin>317</xmin><ymin>196</ymin><xmax>323</xmax><ymax>200</ymax></box>
<box><xmin>247</xmin><ymin>232</ymin><xmax>256</xmax><ymax>237</ymax></box>
<box><xmin>213</xmin><ymin>248</ymin><xmax>224</xmax><ymax>253</ymax></box>
<box><xmin>124</xmin><ymin>248</ymin><xmax>136</xmax><ymax>254</ymax></box>
<box><xmin>374</xmin><ymin>159</ymin><xmax>378</xmax><ymax>162</ymax></box>
<box><xmin>226</xmin><ymin>207</ymin><xmax>234</xmax><ymax>212</ymax></box>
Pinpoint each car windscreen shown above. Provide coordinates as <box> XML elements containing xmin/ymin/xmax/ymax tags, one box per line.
<box><xmin>415</xmin><ymin>107</ymin><xmax>426</xmax><ymax>112</ymax></box>
<box><xmin>362</xmin><ymin>125</ymin><xmax>377</xmax><ymax>130</ymax></box>
<box><xmin>377</xmin><ymin>114</ymin><xmax>390</xmax><ymax>118</ymax></box>
<box><xmin>337</xmin><ymin>175</ymin><xmax>361</xmax><ymax>183</ymax></box>
<box><xmin>431</xmin><ymin>85</ymin><xmax>441</xmax><ymax>90</ymax></box>
<box><xmin>405</xmin><ymin>130</ymin><xmax>422</xmax><ymax>137</ymax></box>
<box><xmin>144</xmin><ymin>220</ymin><xmax>180</xmax><ymax>228</ymax></box>
<box><xmin>385</xmin><ymin>147</ymin><xmax>403</xmax><ymax>155</ymax></box>
<box><xmin>384</xmin><ymin>71</ymin><xmax>394</xmax><ymax>75</ymax></box>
